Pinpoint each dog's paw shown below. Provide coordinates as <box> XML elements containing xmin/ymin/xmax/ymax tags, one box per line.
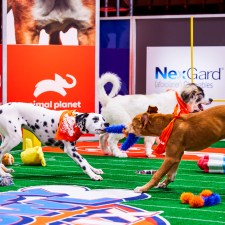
<box><xmin>134</xmin><ymin>186</ymin><xmax>150</xmax><ymax>193</ymax></box>
<box><xmin>134</xmin><ymin>187</ymin><xmax>143</xmax><ymax>193</ymax></box>
<box><xmin>102</xmin><ymin>146</ymin><xmax>112</xmax><ymax>156</ymax></box>
<box><xmin>155</xmin><ymin>182</ymin><xmax>167</xmax><ymax>189</ymax></box>
<box><xmin>114</xmin><ymin>151</ymin><xmax>128</xmax><ymax>158</ymax></box>
<box><xmin>91</xmin><ymin>174</ymin><xmax>103</xmax><ymax>181</ymax></box>
<box><xmin>93</xmin><ymin>168</ymin><xmax>104</xmax><ymax>175</ymax></box>
<box><xmin>7</xmin><ymin>168</ymin><xmax>14</xmax><ymax>173</ymax></box>
<box><xmin>2</xmin><ymin>172</ymin><xmax>13</xmax><ymax>178</ymax></box>
<box><xmin>146</xmin><ymin>153</ymin><xmax>156</xmax><ymax>158</ymax></box>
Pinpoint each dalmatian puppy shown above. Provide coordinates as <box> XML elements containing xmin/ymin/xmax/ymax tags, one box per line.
<box><xmin>0</xmin><ymin>102</ymin><xmax>109</xmax><ymax>181</ymax></box>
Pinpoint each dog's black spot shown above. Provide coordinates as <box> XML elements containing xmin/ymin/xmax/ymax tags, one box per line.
<box><xmin>8</xmin><ymin>120</ymin><xmax>11</xmax><ymax>123</ymax></box>
<box><xmin>48</xmin><ymin>138</ymin><xmax>55</xmax><ymax>143</ymax></box>
<box><xmin>45</xmin><ymin>130</ymin><xmax>48</xmax><ymax>133</ymax></box>
<box><xmin>55</xmin><ymin>141</ymin><xmax>63</xmax><ymax>147</ymax></box>
<box><xmin>30</xmin><ymin>125</ymin><xmax>36</xmax><ymax>131</ymax></box>
<box><xmin>51</xmin><ymin>119</ymin><xmax>55</xmax><ymax>123</ymax></box>
<box><xmin>18</xmin><ymin>117</ymin><xmax>20</xmax><ymax>120</ymax></box>
<box><xmin>82</xmin><ymin>166</ymin><xmax>86</xmax><ymax>171</ymax></box>
<box><xmin>35</xmin><ymin>123</ymin><xmax>40</xmax><ymax>129</ymax></box>
<box><xmin>43</xmin><ymin>114</ymin><xmax>45</xmax><ymax>117</ymax></box>
<box><xmin>0</xmin><ymin>110</ymin><xmax>3</xmax><ymax>114</ymax></box>
<box><xmin>14</xmin><ymin>129</ymin><xmax>17</xmax><ymax>132</ymax></box>
<box><xmin>43</xmin><ymin>121</ymin><xmax>48</xmax><ymax>127</ymax></box>
<box><xmin>36</xmin><ymin>119</ymin><xmax>39</xmax><ymax>123</ymax></box>
<box><xmin>85</xmin><ymin>129</ymin><xmax>89</xmax><ymax>133</ymax></box>
<box><xmin>45</xmin><ymin>138</ymin><xmax>56</xmax><ymax>146</ymax></box>
<box><xmin>73</xmin><ymin>153</ymin><xmax>82</xmax><ymax>162</ymax></box>
<box><xmin>52</xmin><ymin>130</ymin><xmax>56</xmax><ymax>134</ymax></box>
<box><xmin>59</xmin><ymin>143</ymin><xmax>64</xmax><ymax>149</ymax></box>
<box><xmin>92</xmin><ymin>116</ymin><xmax>99</xmax><ymax>123</ymax></box>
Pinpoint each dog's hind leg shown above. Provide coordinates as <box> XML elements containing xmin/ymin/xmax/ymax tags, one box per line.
<box><xmin>64</xmin><ymin>142</ymin><xmax>103</xmax><ymax>180</ymax></box>
<box><xmin>134</xmin><ymin>153</ymin><xmax>182</xmax><ymax>193</ymax></box>
<box><xmin>156</xmin><ymin>162</ymin><xmax>181</xmax><ymax>188</ymax></box>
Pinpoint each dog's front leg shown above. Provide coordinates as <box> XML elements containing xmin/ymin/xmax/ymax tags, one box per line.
<box><xmin>108</xmin><ymin>134</ymin><xmax>128</xmax><ymax>158</ymax></box>
<box><xmin>134</xmin><ymin>156</ymin><xmax>180</xmax><ymax>193</ymax></box>
<box><xmin>14</xmin><ymin>24</ymin><xmax>40</xmax><ymax>44</ymax></box>
<box><xmin>64</xmin><ymin>142</ymin><xmax>103</xmax><ymax>180</ymax></box>
<box><xmin>99</xmin><ymin>133</ymin><xmax>111</xmax><ymax>155</ymax></box>
<box><xmin>144</xmin><ymin>136</ymin><xmax>156</xmax><ymax>157</ymax></box>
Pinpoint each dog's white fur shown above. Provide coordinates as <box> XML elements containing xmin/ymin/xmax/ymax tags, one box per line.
<box><xmin>98</xmin><ymin>72</ymin><xmax>213</xmax><ymax>158</ymax></box>
<box><xmin>0</xmin><ymin>102</ymin><xmax>108</xmax><ymax>180</ymax></box>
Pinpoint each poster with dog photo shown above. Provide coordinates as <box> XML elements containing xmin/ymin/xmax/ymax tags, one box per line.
<box><xmin>7</xmin><ymin>0</ymin><xmax>96</xmax><ymax>46</ymax></box>
<box><xmin>6</xmin><ymin>1</ymin><xmax>98</xmax><ymax>125</ymax></box>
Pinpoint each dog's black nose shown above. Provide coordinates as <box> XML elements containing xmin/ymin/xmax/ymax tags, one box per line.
<box><xmin>209</xmin><ymin>98</ymin><xmax>213</xmax><ymax>103</ymax></box>
<box><xmin>104</xmin><ymin>123</ymin><xmax>110</xmax><ymax>127</ymax></box>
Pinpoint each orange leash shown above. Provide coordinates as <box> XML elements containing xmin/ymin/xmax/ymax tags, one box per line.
<box><xmin>153</xmin><ymin>92</ymin><xmax>189</xmax><ymax>155</ymax></box>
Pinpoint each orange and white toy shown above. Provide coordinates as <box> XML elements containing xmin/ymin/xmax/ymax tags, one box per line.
<box><xmin>2</xmin><ymin>153</ymin><xmax>14</xmax><ymax>166</ymax></box>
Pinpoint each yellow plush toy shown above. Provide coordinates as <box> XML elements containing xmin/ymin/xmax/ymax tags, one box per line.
<box><xmin>21</xmin><ymin>138</ymin><xmax>46</xmax><ymax>166</ymax></box>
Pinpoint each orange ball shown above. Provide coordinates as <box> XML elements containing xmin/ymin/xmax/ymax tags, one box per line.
<box><xmin>180</xmin><ymin>192</ymin><xmax>194</xmax><ymax>204</ymax></box>
<box><xmin>200</xmin><ymin>190</ymin><xmax>212</xmax><ymax>197</ymax></box>
<box><xmin>189</xmin><ymin>196</ymin><xmax>204</xmax><ymax>208</ymax></box>
<box><xmin>2</xmin><ymin>153</ymin><xmax>14</xmax><ymax>166</ymax></box>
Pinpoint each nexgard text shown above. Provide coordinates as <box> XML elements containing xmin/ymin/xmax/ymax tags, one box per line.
<box><xmin>155</xmin><ymin>67</ymin><xmax>223</xmax><ymax>80</ymax></box>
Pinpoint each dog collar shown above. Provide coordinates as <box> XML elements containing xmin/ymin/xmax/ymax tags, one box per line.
<box><xmin>153</xmin><ymin>92</ymin><xmax>189</xmax><ymax>155</ymax></box>
<box><xmin>55</xmin><ymin>110</ymin><xmax>83</xmax><ymax>142</ymax></box>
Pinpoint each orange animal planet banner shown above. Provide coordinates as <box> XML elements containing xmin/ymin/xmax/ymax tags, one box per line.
<box><xmin>6</xmin><ymin>0</ymin><xmax>97</xmax><ymax>114</ymax></box>
<box><xmin>7</xmin><ymin>45</ymin><xmax>95</xmax><ymax>112</ymax></box>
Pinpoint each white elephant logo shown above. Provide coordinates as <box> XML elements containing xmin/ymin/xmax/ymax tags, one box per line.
<box><xmin>33</xmin><ymin>73</ymin><xmax>77</xmax><ymax>97</ymax></box>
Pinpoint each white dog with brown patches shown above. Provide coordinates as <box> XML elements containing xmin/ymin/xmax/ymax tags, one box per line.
<box><xmin>98</xmin><ymin>72</ymin><xmax>213</xmax><ymax>158</ymax></box>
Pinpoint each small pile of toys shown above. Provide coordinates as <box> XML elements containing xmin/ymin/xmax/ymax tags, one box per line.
<box><xmin>0</xmin><ymin>138</ymin><xmax>46</xmax><ymax>186</ymax></box>
<box><xmin>197</xmin><ymin>154</ymin><xmax>225</xmax><ymax>173</ymax></box>
<box><xmin>0</xmin><ymin>153</ymin><xmax>14</xmax><ymax>186</ymax></box>
<box><xmin>180</xmin><ymin>189</ymin><xmax>221</xmax><ymax>208</ymax></box>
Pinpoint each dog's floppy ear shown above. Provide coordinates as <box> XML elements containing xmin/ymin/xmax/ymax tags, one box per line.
<box><xmin>76</xmin><ymin>113</ymin><xmax>88</xmax><ymax>123</ymax></box>
<box><xmin>141</xmin><ymin>113</ymin><xmax>149</xmax><ymax>128</ymax></box>
<box><xmin>147</xmin><ymin>106</ymin><xmax>158</xmax><ymax>114</ymax></box>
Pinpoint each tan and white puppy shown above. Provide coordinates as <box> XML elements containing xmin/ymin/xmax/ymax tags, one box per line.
<box><xmin>128</xmin><ymin>105</ymin><xmax>225</xmax><ymax>193</ymax></box>
<box><xmin>98</xmin><ymin>72</ymin><xmax>213</xmax><ymax>158</ymax></box>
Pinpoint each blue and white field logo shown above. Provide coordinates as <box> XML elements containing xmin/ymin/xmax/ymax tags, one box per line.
<box><xmin>0</xmin><ymin>185</ymin><xmax>170</xmax><ymax>225</ymax></box>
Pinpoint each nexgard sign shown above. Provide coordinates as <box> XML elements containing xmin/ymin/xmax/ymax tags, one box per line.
<box><xmin>146</xmin><ymin>47</ymin><xmax>225</xmax><ymax>100</ymax></box>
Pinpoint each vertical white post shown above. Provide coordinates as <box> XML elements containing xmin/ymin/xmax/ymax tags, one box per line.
<box><xmin>2</xmin><ymin>0</ymin><xmax>7</xmax><ymax>103</ymax></box>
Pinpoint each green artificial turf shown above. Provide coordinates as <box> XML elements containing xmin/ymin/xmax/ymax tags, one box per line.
<box><xmin>1</xmin><ymin>150</ymin><xmax>225</xmax><ymax>225</ymax></box>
